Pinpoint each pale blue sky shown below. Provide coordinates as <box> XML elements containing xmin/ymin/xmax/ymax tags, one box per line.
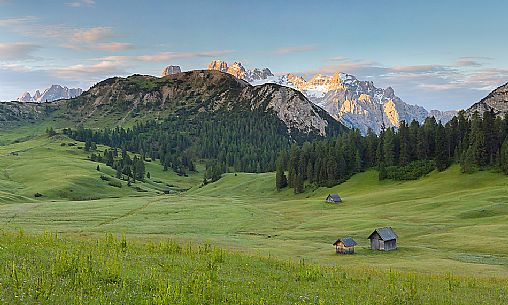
<box><xmin>1</xmin><ymin>0</ymin><xmax>507</xmax><ymax>110</ymax></box>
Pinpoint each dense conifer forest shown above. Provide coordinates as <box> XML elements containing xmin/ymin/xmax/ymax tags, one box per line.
<box><xmin>278</xmin><ymin>110</ymin><xmax>508</xmax><ymax>192</ymax></box>
<box><xmin>62</xmin><ymin>110</ymin><xmax>304</xmax><ymax>182</ymax></box>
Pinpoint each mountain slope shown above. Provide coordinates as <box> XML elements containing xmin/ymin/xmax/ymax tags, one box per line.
<box><xmin>467</xmin><ymin>82</ymin><xmax>508</xmax><ymax>117</ymax></box>
<box><xmin>61</xmin><ymin>70</ymin><xmax>345</xmax><ymax>136</ymax></box>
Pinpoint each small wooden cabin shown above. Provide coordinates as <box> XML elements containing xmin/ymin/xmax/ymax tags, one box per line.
<box><xmin>368</xmin><ymin>227</ymin><xmax>397</xmax><ymax>251</ymax></box>
<box><xmin>326</xmin><ymin>194</ymin><xmax>342</xmax><ymax>203</ymax></box>
<box><xmin>333</xmin><ymin>237</ymin><xmax>357</xmax><ymax>254</ymax></box>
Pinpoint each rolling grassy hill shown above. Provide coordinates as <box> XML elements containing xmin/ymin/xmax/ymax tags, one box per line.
<box><xmin>1</xmin><ymin>133</ymin><xmax>508</xmax><ymax>279</ymax></box>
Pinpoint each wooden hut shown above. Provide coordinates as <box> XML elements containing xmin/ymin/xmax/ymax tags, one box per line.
<box><xmin>368</xmin><ymin>227</ymin><xmax>397</xmax><ymax>251</ymax></box>
<box><xmin>326</xmin><ymin>194</ymin><xmax>342</xmax><ymax>203</ymax></box>
<box><xmin>333</xmin><ymin>237</ymin><xmax>357</xmax><ymax>254</ymax></box>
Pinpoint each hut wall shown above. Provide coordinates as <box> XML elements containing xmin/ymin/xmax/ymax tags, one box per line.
<box><xmin>384</xmin><ymin>239</ymin><xmax>397</xmax><ymax>251</ymax></box>
<box><xmin>336</xmin><ymin>244</ymin><xmax>354</xmax><ymax>254</ymax></box>
<box><xmin>370</xmin><ymin>233</ymin><xmax>380</xmax><ymax>250</ymax></box>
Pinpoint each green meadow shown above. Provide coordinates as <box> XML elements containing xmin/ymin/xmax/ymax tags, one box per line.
<box><xmin>1</xmin><ymin>130</ymin><xmax>508</xmax><ymax>303</ymax></box>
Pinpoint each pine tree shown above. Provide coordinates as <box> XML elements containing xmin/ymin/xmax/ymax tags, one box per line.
<box><xmin>378</xmin><ymin>162</ymin><xmax>387</xmax><ymax>180</ymax></box>
<box><xmin>116</xmin><ymin>165</ymin><xmax>122</xmax><ymax>179</ymax></box>
<box><xmin>500</xmin><ymin>138</ymin><xmax>508</xmax><ymax>174</ymax></box>
<box><xmin>96</xmin><ymin>165</ymin><xmax>100</xmax><ymax>171</ymax></box>
<box><xmin>275</xmin><ymin>161</ymin><xmax>288</xmax><ymax>191</ymax></box>
<box><xmin>461</xmin><ymin>146</ymin><xmax>477</xmax><ymax>174</ymax></box>
<box><xmin>398</xmin><ymin>121</ymin><xmax>410</xmax><ymax>166</ymax></box>
<box><xmin>434</xmin><ymin>124</ymin><xmax>449</xmax><ymax>171</ymax></box>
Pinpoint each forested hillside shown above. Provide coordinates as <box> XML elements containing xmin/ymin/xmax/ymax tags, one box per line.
<box><xmin>279</xmin><ymin>110</ymin><xmax>508</xmax><ymax>192</ymax></box>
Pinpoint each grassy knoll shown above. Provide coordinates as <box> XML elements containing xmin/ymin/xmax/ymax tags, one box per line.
<box><xmin>1</xmin><ymin>230</ymin><xmax>507</xmax><ymax>304</ymax></box>
<box><xmin>0</xmin><ymin>134</ymin><xmax>202</xmax><ymax>202</ymax></box>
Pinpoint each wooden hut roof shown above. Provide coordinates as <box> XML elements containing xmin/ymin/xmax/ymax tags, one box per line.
<box><xmin>333</xmin><ymin>237</ymin><xmax>357</xmax><ymax>247</ymax></box>
<box><xmin>368</xmin><ymin>227</ymin><xmax>397</xmax><ymax>241</ymax></box>
<box><xmin>327</xmin><ymin>194</ymin><xmax>341</xmax><ymax>202</ymax></box>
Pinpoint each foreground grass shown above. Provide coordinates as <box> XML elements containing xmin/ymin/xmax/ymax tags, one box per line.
<box><xmin>1</xmin><ymin>231</ymin><xmax>507</xmax><ymax>305</ymax></box>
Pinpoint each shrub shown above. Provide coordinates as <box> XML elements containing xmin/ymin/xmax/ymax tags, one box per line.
<box><xmin>108</xmin><ymin>180</ymin><xmax>122</xmax><ymax>188</ymax></box>
<box><xmin>386</xmin><ymin>160</ymin><xmax>436</xmax><ymax>180</ymax></box>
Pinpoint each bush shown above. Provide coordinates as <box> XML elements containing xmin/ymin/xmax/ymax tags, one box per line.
<box><xmin>34</xmin><ymin>192</ymin><xmax>43</xmax><ymax>198</ymax></box>
<box><xmin>100</xmin><ymin>175</ymin><xmax>111</xmax><ymax>181</ymax></box>
<box><xmin>108</xmin><ymin>180</ymin><xmax>122</xmax><ymax>188</ymax></box>
<box><xmin>386</xmin><ymin>160</ymin><xmax>435</xmax><ymax>180</ymax></box>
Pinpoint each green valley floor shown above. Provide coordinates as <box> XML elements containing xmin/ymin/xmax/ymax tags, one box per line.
<box><xmin>1</xmin><ymin>134</ymin><xmax>508</xmax><ymax>303</ymax></box>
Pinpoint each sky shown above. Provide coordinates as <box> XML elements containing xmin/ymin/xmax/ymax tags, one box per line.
<box><xmin>1</xmin><ymin>0</ymin><xmax>507</xmax><ymax>110</ymax></box>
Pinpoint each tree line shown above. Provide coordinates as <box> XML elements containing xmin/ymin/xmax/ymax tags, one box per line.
<box><xmin>277</xmin><ymin>110</ymin><xmax>508</xmax><ymax>192</ymax></box>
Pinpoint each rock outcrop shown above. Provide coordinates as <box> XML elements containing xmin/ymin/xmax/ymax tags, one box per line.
<box><xmin>466</xmin><ymin>82</ymin><xmax>508</xmax><ymax>117</ymax></box>
<box><xmin>207</xmin><ymin>60</ymin><xmax>228</xmax><ymax>72</ymax></box>
<box><xmin>161</xmin><ymin>65</ymin><xmax>182</xmax><ymax>77</ymax></box>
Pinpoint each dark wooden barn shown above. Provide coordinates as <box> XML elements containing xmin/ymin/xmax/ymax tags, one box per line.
<box><xmin>333</xmin><ymin>237</ymin><xmax>357</xmax><ymax>254</ymax></box>
<box><xmin>368</xmin><ymin>227</ymin><xmax>397</xmax><ymax>251</ymax></box>
<box><xmin>326</xmin><ymin>194</ymin><xmax>342</xmax><ymax>203</ymax></box>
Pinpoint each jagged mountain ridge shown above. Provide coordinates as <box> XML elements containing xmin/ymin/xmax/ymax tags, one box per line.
<box><xmin>208</xmin><ymin>60</ymin><xmax>457</xmax><ymax>134</ymax></box>
<box><xmin>208</xmin><ymin>60</ymin><xmax>274</xmax><ymax>83</ymax></box>
<box><xmin>17</xmin><ymin>85</ymin><xmax>83</xmax><ymax>103</ymax></box>
<box><xmin>466</xmin><ymin>82</ymin><xmax>508</xmax><ymax>117</ymax></box>
<box><xmin>61</xmin><ymin>70</ymin><xmax>345</xmax><ymax>137</ymax></box>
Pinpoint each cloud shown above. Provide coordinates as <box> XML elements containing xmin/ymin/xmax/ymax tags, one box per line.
<box><xmin>62</xmin><ymin>42</ymin><xmax>134</xmax><ymax>52</ymax></box>
<box><xmin>274</xmin><ymin>44</ymin><xmax>317</xmax><ymax>55</ymax></box>
<box><xmin>70</xmin><ymin>27</ymin><xmax>113</xmax><ymax>43</ymax></box>
<box><xmin>0</xmin><ymin>16</ymin><xmax>132</xmax><ymax>52</ymax></box>
<box><xmin>66</xmin><ymin>0</ymin><xmax>95</xmax><ymax>7</ymax></box>
<box><xmin>0</xmin><ymin>43</ymin><xmax>40</xmax><ymax>61</ymax></box>
<box><xmin>102</xmin><ymin>50</ymin><xmax>235</xmax><ymax>62</ymax></box>
<box><xmin>455</xmin><ymin>59</ymin><xmax>482</xmax><ymax>67</ymax></box>
<box><xmin>0</xmin><ymin>16</ymin><xmax>38</xmax><ymax>27</ymax></box>
<box><xmin>52</xmin><ymin>61</ymin><xmax>126</xmax><ymax>79</ymax></box>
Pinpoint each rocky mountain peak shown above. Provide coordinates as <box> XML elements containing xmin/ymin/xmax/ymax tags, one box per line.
<box><xmin>33</xmin><ymin>90</ymin><xmax>41</xmax><ymax>100</ymax></box>
<box><xmin>18</xmin><ymin>92</ymin><xmax>32</xmax><ymax>102</ymax></box>
<box><xmin>250</xmin><ymin>68</ymin><xmax>274</xmax><ymax>81</ymax></box>
<box><xmin>208</xmin><ymin>60</ymin><xmax>228</xmax><ymax>72</ymax></box>
<box><xmin>161</xmin><ymin>65</ymin><xmax>182</xmax><ymax>77</ymax></box>
<box><xmin>207</xmin><ymin>60</ymin><xmax>274</xmax><ymax>83</ymax></box>
<box><xmin>384</xmin><ymin>86</ymin><xmax>395</xmax><ymax>98</ymax></box>
<box><xmin>17</xmin><ymin>85</ymin><xmax>83</xmax><ymax>103</ymax></box>
<box><xmin>226</xmin><ymin>62</ymin><xmax>247</xmax><ymax>80</ymax></box>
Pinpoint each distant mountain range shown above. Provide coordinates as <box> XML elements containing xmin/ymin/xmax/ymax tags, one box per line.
<box><xmin>207</xmin><ymin>60</ymin><xmax>457</xmax><ymax>134</ymax></box>
<box><xmin>17</xmin><ymin>85</ymin><xmax>83</xmax><ymax>103</ymax></box>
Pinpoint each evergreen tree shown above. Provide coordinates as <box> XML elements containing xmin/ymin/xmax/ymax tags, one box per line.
<box><xmin>275</xmin><ymin>161</ymin><xmax>288</xmax><ymax>191</ymax></box>
<box><xmin>378</xmin><ymin>162</ymin><xmax>387</xmax><ymax>180</ymax></box>
<box><xmin>398</xmin><ymin>121</ymin><xmax>410</xmax><ymax>165</ymax></box>
<box><xmin>434</xmin><ymin>124</ymin><xmax>449</xmax><ymax>171</ymax></box>
<box><xmin>500</xmin><ymin>138</ymin><xmax>508</xmax><ymax>174</ymax></box>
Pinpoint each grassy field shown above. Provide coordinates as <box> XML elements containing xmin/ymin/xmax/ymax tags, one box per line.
<box><xmin>1</xmin><ymin>230</ymin><xmax>507</xmax><ymax>304</ymax></box>
<box><xmin>1</xmin><ymin>130</ymin><xmax>508</xmax><ymax>302</ymax></box>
